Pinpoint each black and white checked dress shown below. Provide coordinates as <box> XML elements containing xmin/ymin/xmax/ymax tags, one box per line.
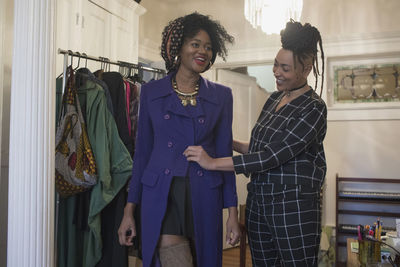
<box><xmin>232</xmin><ymin>89</ymin><xmax>327</xmax><ymax>267</ymax></box>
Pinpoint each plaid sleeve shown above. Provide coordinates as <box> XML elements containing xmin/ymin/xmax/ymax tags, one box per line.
<box><xmin>233</xmin><ymin>102</ymin><xmax>326</xmax><ymax>174</ymax></box>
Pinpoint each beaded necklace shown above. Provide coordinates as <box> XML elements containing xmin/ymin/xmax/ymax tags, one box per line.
<box><xmin>172</xmin><ymin>76</ymin><xmax>199</xmax><ymax>106</ymax></box>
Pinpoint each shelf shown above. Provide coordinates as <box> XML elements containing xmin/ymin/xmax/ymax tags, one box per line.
<box><xmin>337</xmin><ymin>209</ymin><xmax>400</xmax><ymax>217</ymax></box>
<box><xmin>337</xmin><ymin>177</ymin><xmax>400</xmax><ymax>183</ymax></box>
<box><xmin>335</xmin><ymin>174</ymin><xmax>400</xmax><ymax>265</ymax></box>
<box><xmin>337</xmin><ymin>224</ymin><xmax>394</xmax><ymax>236</ymax></box>
<box><xmin>337</xmin><ymin>197</ymin><xmax>400</xmax><ymax>204</ymax></box>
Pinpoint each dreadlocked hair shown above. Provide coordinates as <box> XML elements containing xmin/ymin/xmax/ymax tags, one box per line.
<box><xmin>280</xmin><ymin>19</ymin><xmax>325</xmax><ymax>96</ymax></box>
<box><xmin>161</xmin><ymin>12</ymin><xmax>234</xmax><ymax>73</ymax></box>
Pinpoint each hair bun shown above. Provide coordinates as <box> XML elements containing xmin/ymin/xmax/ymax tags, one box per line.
<box><xmin>280</xmin><ymin>20</ymin><xmax>319</xmax><ymax>54</ymax></box>
<box><xmin>279</xmin><ymin>19</ymin><xmax>325</xmax><ymax>96</ymax></box>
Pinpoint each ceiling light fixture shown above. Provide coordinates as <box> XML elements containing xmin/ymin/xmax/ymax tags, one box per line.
<box><xmin>244</xmin><ymin>0</ymin><xmax>303</xmax><ymax>35</ymax></box>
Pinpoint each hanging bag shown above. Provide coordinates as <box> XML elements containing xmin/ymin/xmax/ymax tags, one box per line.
<box><xmin>55</xmin><ymin>66</ymin><xmax>97</xmax><ymax>197</ymax></box>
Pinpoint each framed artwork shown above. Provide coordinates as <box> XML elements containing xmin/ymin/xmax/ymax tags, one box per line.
<box><xmin>334</xmin><ymin>63</ymin><xmax>400</xmax><ymax>103</ymax></box>
<box><xmin>326</xmin><ymin>54</ymin><xmax>400</xmax><ymax>120</ymax></box>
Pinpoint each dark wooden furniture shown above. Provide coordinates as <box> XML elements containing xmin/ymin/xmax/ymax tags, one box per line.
<box><xmin>335</xmin><ymin>174</ymin><xmax>400</xmax><ymax>266</ymax></box>
<box><xmin>239</xmin><ymin>204</ymin><xmax>247</xmax><ymax>267</ymax></box>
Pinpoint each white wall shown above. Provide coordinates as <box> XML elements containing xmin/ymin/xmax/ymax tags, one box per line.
<box><xmin>323</xmin><ymin>120</ymin><xmax>400</xmax><ymax>225</ymax></box>
<box><xmin>0</xmin><ymin>0</ymin><xmax>13</xmax><ymax>265</ymax></box>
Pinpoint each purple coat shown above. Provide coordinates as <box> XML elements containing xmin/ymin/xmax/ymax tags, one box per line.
<box><xmin>127</xmin><ymin>72</ymin><xmax>238</xmax><ymax>267</ymax></box>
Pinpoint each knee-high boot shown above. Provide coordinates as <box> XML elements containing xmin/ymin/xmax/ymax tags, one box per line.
<box><xmin>159</xmin><ymin>241</ymin><xmax>194</xmax><ymax>267</ymax></box>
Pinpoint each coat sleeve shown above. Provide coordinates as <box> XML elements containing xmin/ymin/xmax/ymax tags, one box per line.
<box><xmin>127</xmin><ymin>85</ymin><xmax>154</xmax><ymax>204</ymax></box>
<box><xmin>215</xmin><ymin>87</ymin><xmax>238</xmax><ymax>208</ymax></box>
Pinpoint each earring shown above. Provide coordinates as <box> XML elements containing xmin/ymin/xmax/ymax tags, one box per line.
<box><xmin>174</xmin><ymin>55</ymin><xmax>179</xmax><ymax>64</ymax></box>
<box><xmin>208</xmin><ymin>62</ymin><xmax>213</xmax><ymax>69</ymax></box>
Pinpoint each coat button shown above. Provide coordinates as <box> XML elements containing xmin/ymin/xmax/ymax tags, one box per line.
<box><xmin>197</xmin><ymin>170</ymin><xmax>203</xmax><ymax>177</ymax></box>
<box><xmin>164</xmin><ymin>114</ymin><xmax>170</xmax><ymax>120</ymax></box>
<box><xmin>167</xmin><ymin>141</ymin><xmax>173</xmax><ymax>148</ymax></box>
<box><xmin>164</xmin><ymin>168</ymin><xmax>170</xmax><ymax>175</ymax></box>
<box><xmin>198</xmin><ymin>118</ymin><xmax>205</xmax><ymax>124</ymax></box>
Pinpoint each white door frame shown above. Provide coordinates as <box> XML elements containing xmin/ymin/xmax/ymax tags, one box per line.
<box><xmin>0</xmin><ymin>0</ymin><xmax>5</xmax><ymax>171</ymax></box>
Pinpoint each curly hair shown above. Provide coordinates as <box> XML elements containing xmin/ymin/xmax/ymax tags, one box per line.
<box><xmin>280</xmin><ymin>19</ymin><xmax>325</xmax><ymax>95</ymax></box>
<box><xmin>161</xmin><ymin>12</ymin><xmax>234</xmax><ymax>73</ymax></box>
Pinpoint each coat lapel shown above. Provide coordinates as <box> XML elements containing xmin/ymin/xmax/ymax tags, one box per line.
<box><xmin>148</xmin><ymin>73</ymin><xmax>191</xmax><ymax>118</ymax></box>
<box><xmin>192</xmin><ymin>76</ymin><xmax>220</xmax><ymax>118</ymax></box>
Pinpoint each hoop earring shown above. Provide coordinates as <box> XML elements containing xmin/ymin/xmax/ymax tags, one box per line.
<box><xmin>174</xmin><ymin>55</ymin><xmax>180</xmax><ymax>64</ymax></box>
<box><xmin>208</xmin><ymin>62</ymin><xmax>213</xmax><ymax>69</ymax></box>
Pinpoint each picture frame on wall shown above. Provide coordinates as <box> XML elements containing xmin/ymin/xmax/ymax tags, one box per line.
<box><xmin>325</xmin><ymin>53</ymin><xmax>400</xmax><ymax>121</ymax></box>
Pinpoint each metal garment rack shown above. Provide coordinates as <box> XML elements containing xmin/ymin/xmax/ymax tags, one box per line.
<box><xmin>58</xmin><ymin>48</ymin><xmax>165</xmax><ymax>74</ymax></box>
<box><xmin>58</xmin><ymin>48</ymin><xmax>166</xmax><ymax>94</ymax></box>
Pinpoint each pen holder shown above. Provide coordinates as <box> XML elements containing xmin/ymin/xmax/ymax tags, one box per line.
<box><xmin>358</xmin><ymin>240</ymin><xmax>381</xmax><ymax>267</ymax></box>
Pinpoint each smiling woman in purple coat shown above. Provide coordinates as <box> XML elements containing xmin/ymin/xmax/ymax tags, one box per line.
<box><xmin>118</xmin><ymin>12</ymin><xmax>240</xmax><ymax>267</ymax></box>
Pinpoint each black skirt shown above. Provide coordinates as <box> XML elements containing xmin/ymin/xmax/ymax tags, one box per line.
<box><xmin>160</xmin><ymin>176</ymin><xmax>195</xmax><ymax>239</ymax></box>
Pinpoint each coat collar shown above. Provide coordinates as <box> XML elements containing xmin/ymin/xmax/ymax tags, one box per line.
<box><xmin>148</xmin><ymin>72</ymin><xmax>220</xmax><ymax>105</ymax></box>
<box><xmin>147</xmin><ymin>72</ymin><xmax>220</xmax><ymax>118</ymax></box>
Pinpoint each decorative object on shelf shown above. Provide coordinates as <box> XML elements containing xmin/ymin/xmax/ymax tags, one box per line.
<box><xmin>334</xmin><ymin>63</ymin><xmax>400</xmax><ymax>103</ymax></box>
<box><xmin>244</xmin><ymin>0</ymin><xmax>303</xmax><ymax>35</ymax></box>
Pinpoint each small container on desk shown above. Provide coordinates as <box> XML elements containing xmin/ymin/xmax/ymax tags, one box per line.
<box><xmin>358</xmin><ymin>240</ymin><xmax>381</xmax><ymax>267</ymax></box>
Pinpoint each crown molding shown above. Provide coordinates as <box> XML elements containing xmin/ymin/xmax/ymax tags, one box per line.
<box><xmin>324</xmin><ymin>31</ymin><xmax>400</xmax><ymax>57</ymax></box>
<box><xmin>214</xmin><ymin>30</ymin><xmax>400</xmax><ymax>68</ymax></box>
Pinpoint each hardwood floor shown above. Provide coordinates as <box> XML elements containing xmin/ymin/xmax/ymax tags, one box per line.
<box><xmin>129</xmin><ymin>245</ymin><xmax>253</xmax><ymax>267</ymax></box>
<box><xmin>222</xmin><ymin>245</ymin><xmax>252</xmax><ymax>267</ymax></box>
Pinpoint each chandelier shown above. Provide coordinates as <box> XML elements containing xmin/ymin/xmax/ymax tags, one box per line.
<box><xmin>244</xmin><ymin>0</ymin><xmax>303</xmax><ymax>35</ymax></box>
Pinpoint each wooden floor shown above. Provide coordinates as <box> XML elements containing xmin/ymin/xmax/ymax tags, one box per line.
<box><xmin>129</xmin><ymin>245</ymin><xmax>253</xmax><ymax>267</ymax></box>
<box><xmin>222</xmin><ymin>245</ymin><xmax>252</xmax><ymax>267</ymax></box>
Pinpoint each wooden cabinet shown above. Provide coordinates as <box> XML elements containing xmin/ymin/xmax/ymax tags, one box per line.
<box><xmin>56</xmin><ymin>0</ymin><xmax>146</xmax><ymax>74</ymax></box>
<box><xmin>335</xmin><ymin>174</ymin><xmax>400</xmax><ymax>266</ymax></box>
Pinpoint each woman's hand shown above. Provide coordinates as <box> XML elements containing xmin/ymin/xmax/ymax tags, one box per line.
<box><xmin>118</xmin><ymin>203</ymin><xmax>137</xmax><ymax>246</ymax></box>
<box><xmin>226</xmin><ymin>207</ymin><xmax>241</xmax><ymax>246</ymax></box>
<box><xmin>184</xmin><ymin>146</ymin><xmax>235</xmax><ymax>171</ymax></box>
<box><xmin>232</xmin><ymin>139</ymin><xmax>249</xmax><ymax>154</ymax></box>
<box><xmin>184</xmin><ymin>146</ymin><xmax>215</xmax><ymax>170</ymax></box>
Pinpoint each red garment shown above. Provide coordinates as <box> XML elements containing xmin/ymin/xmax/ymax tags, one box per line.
<box><xmin>124</xmin><ymin>81</ymin><xmax>132</xmax><ymax>136</ymax></box>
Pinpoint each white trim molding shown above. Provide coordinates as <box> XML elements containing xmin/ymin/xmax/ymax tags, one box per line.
<box><xmin>7</xmin><ymin>0</ymin><xmax>56</xmax><ymax>266</ymax></box>
<box><xmin>324</xmin><ymin>32</ymin><xmax>400</xmax><ymax>121</ymax></box>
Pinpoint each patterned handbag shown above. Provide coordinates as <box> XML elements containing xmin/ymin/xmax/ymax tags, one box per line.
<box><xmin>55</xmin><ymin>66</ymin><xmax>97</xmax><ymax>197</ymax></box>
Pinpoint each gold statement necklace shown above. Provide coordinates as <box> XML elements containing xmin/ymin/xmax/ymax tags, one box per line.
<box><xmin>172</xmin><ymin>76</ymin><xmax>199</xmax><ymax>106</ymax></box>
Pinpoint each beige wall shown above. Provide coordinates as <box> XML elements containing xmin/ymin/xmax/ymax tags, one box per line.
<box><xmin>323</xmin><ymin>120</ymin><xmax>400</xmax><ymax>225</ymax></box>
<box><xmin>302</xmin><ymin>0</ymin><xmax>400</xmax><ymax>37</ymax></box>
<box><xmin>0</xmin><ymin>0</ymin><xmax>13</xmax><ymax>265</ymax></box>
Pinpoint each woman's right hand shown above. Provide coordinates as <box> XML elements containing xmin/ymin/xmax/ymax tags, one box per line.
<box><xmin>118</xmin><ymin>203</ymin><xmax>137</xmax><ymax>246</ymax></box>
<box><xmin>184</xmin><ymin>145</ymin><xmax>215</xmax><ymax>170</ymax></box>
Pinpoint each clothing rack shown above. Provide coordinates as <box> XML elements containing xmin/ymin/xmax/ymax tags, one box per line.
<box><xmin>58</xmin><ymin>48</ymin><xmax>165</xmax><ymax>95</ymax></box>
<box><xmin>58</xmin><ymin>48</ymin><xmax>165</xmax><ymax>74</ymax></box>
